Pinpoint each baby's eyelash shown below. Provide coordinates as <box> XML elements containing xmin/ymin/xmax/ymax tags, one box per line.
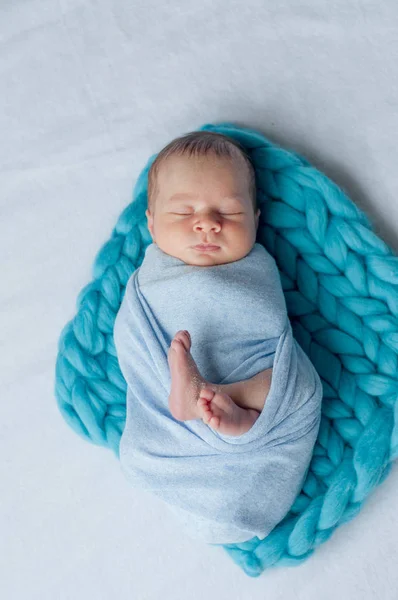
<box><xmin>171</xmin><ymin>212</ymin><xmax>243</xmax><ymax>216</ymax></box>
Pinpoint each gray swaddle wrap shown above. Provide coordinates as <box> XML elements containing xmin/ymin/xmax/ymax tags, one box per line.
<box><xmin>114</xmin><ymin>242</ymin><xmax>323</xmax><ymax>544</ymax></box>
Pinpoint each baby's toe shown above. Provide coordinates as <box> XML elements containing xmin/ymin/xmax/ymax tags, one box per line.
<box><xmin>199</xmin><ymin>387</ymin><xmax>216</xmax><ymax>401</ymax></box>
<box><xmin>197</xmin><ymin>397</ymin><xmax>207</xmax><ymax>406</ymax></box>
<box><xmin>173</xmin><ymin>330</ymin><xmax>191</xmax><ymax>351</ymax></box>
<box><xmin>197</xmin><ymin>396</ymin><xmax>209</xmax><ymax>414</ymax></box>
<box><xmin>209</xmin><ymin>415</ymin><xmax>220</xmax><ymax>430</ymax></box>
<box><xmin>197</xmin><ymin>397</ymin><xmax>208</xmax><ymax>412</ymax></box>
<box><xmin>202</xmin><ymin>412</ymin><xmax>212</xmax><ymax>424</ymax></box>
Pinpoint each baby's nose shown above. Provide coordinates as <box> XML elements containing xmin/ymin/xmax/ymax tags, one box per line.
<box><xmin>195</xmin><ymin>215</ymin><xmax>221</xmax><ymax>229</ymax></box>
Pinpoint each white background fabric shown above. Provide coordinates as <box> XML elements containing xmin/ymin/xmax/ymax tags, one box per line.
<box><xmin>2</xmin><ymin>0</ymin><xmax>398</xmax><ymax>597</ymax></box>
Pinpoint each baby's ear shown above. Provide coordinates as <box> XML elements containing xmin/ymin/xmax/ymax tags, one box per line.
<box><xmin>145</xmin><ymin>209</ymin><xmax>155</xmax><ymax>239</ymax></box>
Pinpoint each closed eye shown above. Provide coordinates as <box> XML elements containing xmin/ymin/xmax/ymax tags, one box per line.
<box><xmin>171</xmin><ymin>212</ymin><xmax>243</xmax><ymax>216</ymax></box>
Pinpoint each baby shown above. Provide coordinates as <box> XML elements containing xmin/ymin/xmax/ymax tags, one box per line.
<box><xmin>144</xmin><ymin>130</ymin><xmax>273</xmax><ymax>436</ymax></box>
<box><xmin>114</xmin><ymin>130</ymin><xmax>323</xmax><ymax>544</ymax></box>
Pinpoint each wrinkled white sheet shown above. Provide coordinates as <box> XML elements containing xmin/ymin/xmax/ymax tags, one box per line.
<box><xmin>3</xmin><ymin>1</ymin><xmax>398</xmax><ymax>598</ymax></box>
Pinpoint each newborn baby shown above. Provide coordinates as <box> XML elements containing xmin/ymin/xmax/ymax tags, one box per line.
<box><xmin>114</xmin><ymin>130</ymin><xmax>323</xmax><ymax>544</ymax></box>
<box><xmin>144</xmin><ymin>131</ymin><xmax>272</xmax><ymax>436</ymax></box>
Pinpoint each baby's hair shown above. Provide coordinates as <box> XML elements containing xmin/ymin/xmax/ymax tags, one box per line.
<box><xmin>147</xmin><ymin>130</ymin><xmax>257</xmax><ymax>214</ymax></box>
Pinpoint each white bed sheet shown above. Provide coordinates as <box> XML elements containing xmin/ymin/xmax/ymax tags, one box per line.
<box><xmin>2</xmin><ymin>0</ymin><xmax>398</xmax><ymax>598</ymax></box>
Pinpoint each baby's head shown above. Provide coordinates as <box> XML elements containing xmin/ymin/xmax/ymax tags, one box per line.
<box><xmin>145</xmin><ymin>131</ymin><xmax>261</xmax><ymax>266</ymax></box>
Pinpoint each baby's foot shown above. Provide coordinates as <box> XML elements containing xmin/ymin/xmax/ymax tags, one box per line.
<box><xmin>167</xmin><ymin>330</ymin><xmax>207</xmax><ymax>421</ymax></box>
<box><xmin>197</xmin><ymin>387</ymin><xmax>260</xmax><ymax>436</ymax></box>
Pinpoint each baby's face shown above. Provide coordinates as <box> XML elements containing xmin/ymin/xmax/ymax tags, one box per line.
<box><xmin>145</xmin><ymin>154</ymin><xmax>261</xmax><ymax>266</ymax></box>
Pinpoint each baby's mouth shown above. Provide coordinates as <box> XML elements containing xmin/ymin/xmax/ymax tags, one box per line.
<box><xmin>193</xmin><ymin>244</ymin><xmax>221</xmax><ymax>252</ymax></box>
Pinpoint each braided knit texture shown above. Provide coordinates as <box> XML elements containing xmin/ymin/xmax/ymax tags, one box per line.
<box><xmin>55</xmin><ymin>122</ymin><xmax>398</xmax><ymax>577</ymax></box>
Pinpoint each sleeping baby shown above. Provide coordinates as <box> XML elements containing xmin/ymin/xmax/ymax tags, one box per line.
<box><xmin>113</xmin><ymin>130</ymin><xmax>323</xmax><ymax>544</ymax></box>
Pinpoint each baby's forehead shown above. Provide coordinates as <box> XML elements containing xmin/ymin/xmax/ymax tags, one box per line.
<box><xmin>158</xmin><ymin>153</ymin><xmax>247</xmax><ymax>185</ymax></box>
<box><xmin>153</xmin><ymin>153</ymin><xmax>252</xmax><ymax>206</ymax></box>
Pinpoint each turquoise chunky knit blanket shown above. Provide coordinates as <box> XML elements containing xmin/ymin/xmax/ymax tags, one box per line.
<box><xmin>55</xmin><ymin>122</ymin><xmax>398</xmax><ymax>577</ymax></box>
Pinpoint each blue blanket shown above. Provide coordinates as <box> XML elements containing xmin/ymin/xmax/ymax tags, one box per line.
<box><xmin>113</xmin><ymin>242</ymin><xmax>323</xmax><ymax>544</ymax></box>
